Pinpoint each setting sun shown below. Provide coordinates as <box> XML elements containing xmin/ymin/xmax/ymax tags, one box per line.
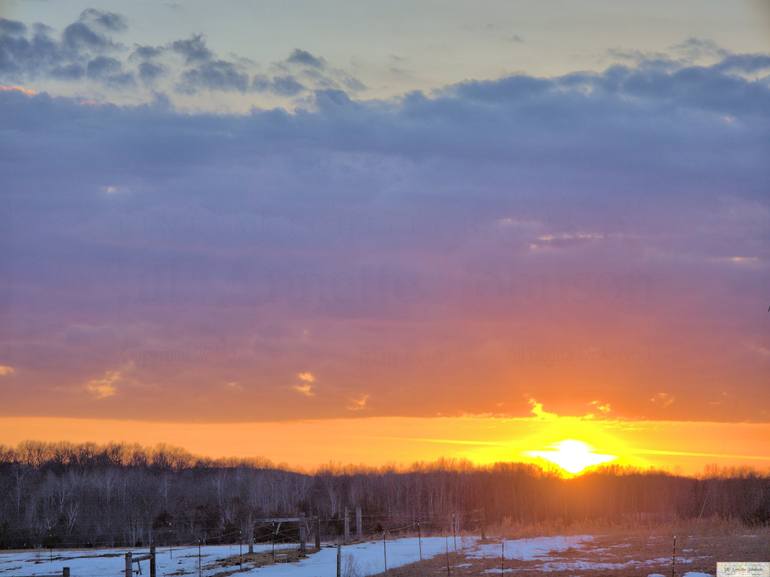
<box><xmin>527</xmin><ymin>439</ymin><xmax>617</xmax><ymax>475</ymax></box>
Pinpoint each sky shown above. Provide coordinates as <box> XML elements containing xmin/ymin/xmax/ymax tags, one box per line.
<box><xmin>0</xmin><ymin>0</ymin><xmax>769</xmax><ymax>475</ymax></box>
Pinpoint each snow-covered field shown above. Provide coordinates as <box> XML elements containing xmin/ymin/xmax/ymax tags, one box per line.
<box><xmin>0</xmin><ymin>535</ymin><xmax>716</xmax><ymax>577</ymax></box>
<box><xmin>0</xmin><ymin>537</ymin><xmax>468</xmax><ymax>577</ymax></box>
<box><xmin>0</xmin><ymin>543</ymin><xmax>279</xmax><ymax>577</ymax></box>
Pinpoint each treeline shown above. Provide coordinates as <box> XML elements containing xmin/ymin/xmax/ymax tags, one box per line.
<box><xmin>0</xmin><ymin>441</ymin><xmax>767</xmax><ymax>549</ymax></box>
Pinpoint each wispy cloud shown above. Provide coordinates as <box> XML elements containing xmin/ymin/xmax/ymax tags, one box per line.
<box><xmin>224</xmin><ymin>381</ymin><xmax>243</xmax><ymax>392</ymax></box>
<box><xmin>347</xmin><ymin>394</ymin><xmax>369</xmax><ymax>411</ymax></box>
<box><xmin>0</xmin><ymin>365</ymin><xmax>16</xmax><ymax>377</ymax></box>
<box><xmin>589</xmin><ymin>400</ymin><xmax>612</xmax><ymax>415</ymax></box>
<box><xmin>293</xmin><ymin>372</ymin><xmax>316</xmax><ymax>396</ymax></box>
<box><xmin>650</xmin><ymin>392</ymin><xmax>675</xmax><ymax>409</ymax></box>
<box><xmin>85</xmin><ymin>369</ymin><xmax>122</xmax><ymax>399</ymax></box>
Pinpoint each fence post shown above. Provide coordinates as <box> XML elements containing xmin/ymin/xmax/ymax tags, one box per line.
<box><xmin>671</xmin><ymin>535</ymin><xmax>677</xmax><ymax>577</ymax></box>
<box><xmin>417</xmin><ymin>521</ymin><xmax>423</xmax><ymax>561</ymax></box>
<box><xmin>382</xmin><ymin>531</ymin><xmax>388</xmax><ymax>575</ymax></box>
<box><xmin>62</xmin><ymin>568</ymin><xmax>70</xmax><ymax>577</ymax></box>
<box><xmin>299</xmin><ymin>513</ymin><xmax>307</xmax><ymax>555</ymax></box>
<box><xmin>336</xmin><ymin>544</ymin><xmax>342</xmax><ymax>577</ymax></box>
<box><xmin>272</xmin><ymin>522</ymin><xmax>276</xmax><ymax>561</ymax></box>
<box><xmin>501</xmin><ymin>539</ymin><xmax>505</xmax><ymax>575</ymax></box>
<box><xmin>150</xmin><ymin>545</ymin><xmax>156</xmax><ymax>577</ymax></box>
<box><xmin>249</xmin><ymin>530</ymin><xmax>254</xmax><ymax>555</ymax></box>
<box><xmin>198</xmin><ymin>540</ymin><xmax>202</xmax><ymax>576</ymax></box>
<box><xmin>125</xmin><ymin>551</ymin><xmax>132</xmax><ymax>577</ymax></box>
<box><xmin>452</xmin><ymin>513</ymin><xmax>457</xmax><ymax>552</ymax></box>
<box><xmin>356</xmin><ymin>506</ymin><xmax>363</xmax><ymax>540</ymax></box>
<box><xmin>445</xmin><ymin>534</ymin><xmax>450</xmax><ymax>577</ymax></box>
<box><xmin>315</xmin><ymin>516</ymin><xmax>321</xmax><ymax>550</ymax></box>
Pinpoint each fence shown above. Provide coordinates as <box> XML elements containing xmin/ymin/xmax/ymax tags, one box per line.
<box><xmin>0</xmin><ymin>510</ymin><xmax>492</xmax><ymax>577</ymax></box>
<box><xmin>0</xmin><ymin>530</ymin><xmax>685</xmax><ymax>577</ymax></box>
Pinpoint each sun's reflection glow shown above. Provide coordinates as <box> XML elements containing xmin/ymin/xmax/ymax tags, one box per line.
<box><xmin>527</xmin><ymin>439</ymin><xmax>617</xmax><ymax>475</ymax></box>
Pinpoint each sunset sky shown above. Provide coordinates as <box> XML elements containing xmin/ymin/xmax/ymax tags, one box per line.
<box><xmin>0</xmin><ymin>0</ymin><xmax>769</xmax><ymax>475</ymax></box>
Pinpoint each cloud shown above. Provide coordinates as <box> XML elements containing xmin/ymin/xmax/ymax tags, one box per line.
<box><xmin>100</xmin><ymin>184</ymin><xmax>128</xmax><ymax>194</ymax></box>
<box><xmin>253</xmin><ymin>74</ymin><xmax>305</xmax><ymax>96</ymax></box>
<box><xmin>79</xmin><ymin>9</ymin><xmax>128</xmax><ymax>33</ymax></box>
<box><xmin>85</xmin><ymin>369</ymin><xmax>122</xmax><ymax>399</ymax></box>
<box><xmin>0</xmin><ymin>12</ymin><xmax>128</xmax><ymax>86</ymax></box>
<box><xmin>0</xmin><ymin>15</ymin><xmax>365</xmax><ymax>98</ymax></box>
<box><xmin>0</xmin><ymin>365</ymin><xmax>16</xmax><ymax>376</ymax></box>
<box><xmin>529</xmin><ymin>399</ymin><xmax>558</xmax><ymax>419</ymax></box>
<box><xmin>528</xmin><ymin>232</ymin><xmax>606</xmax><ymax>251</ymax></box>
<box><xmin>650</xmin><ymin>392</ymin><xmax>675</xmax><ymax>409</ymax></box>
<box><xmin>178</xmin><ymin>59</ymin><xmax>249</xmax><ymax>92</ymax></box>
<box><xmin>86</xmin><ymin>56</ymin><xmax>134</xmax><ymax>86</ymax></box>
<box><xmin>224</xmin><ymin>381</ymin><xmax>243</xmax><ymax>391</ymax></box>
<box><xmin>132</xmin><ymin>44</ymin><xmax>165</xmax><ymax>60</ymax></box>
<box><xmin>138</xmin><ymin>61</ymin><xmax>165</xmax><ymax>83</ymax></box>
<box><xmin>0</xmin><ymin>84</ymin><xmax>35</xmax><ymax>95</ymax></box>
<box><xmin>713</xmin><ymin>53</ymin><xmax>770</xmax><ymax>75</ymax></box>
<box><xmin>589</xmin><ymin>400</ymin><xmax>612</xmax><ymax>415</ymax></box>
<box><xmin>287</xmin><ymin>49</ymin><xmax>325</xmax><ymax>68</ymax></box>
<box><xmin>293</xmin><ymin>372</ymin><xmax>316</xmax><ymax>396</ymax></box>
<box><xmin>672</xmin><ymin>37</ymin><xmax>728</xmax><ymax>60</ymax></box>
<box><xmin>0</xmin><ymin>18</ymin><xmax>26</xmax><ymax>36</ymax></box>
<box><xmin>171</xmin><ymin>34</ymin><xmax>212</xmax><ymax>64</ymax></box>
<box><xmin>297</xmin><ymin>371</ymin><xmax>315</xmax><ymax>383</ymax></box>
<box><xmin>347</xmin><ymin>394</ymin><xmax>369</xmax><ymax>411</ymax></box>
<box><xmin>0</xmin><ymin>48</ymin><xmax>768</xmax><ymax>421</ymax></box>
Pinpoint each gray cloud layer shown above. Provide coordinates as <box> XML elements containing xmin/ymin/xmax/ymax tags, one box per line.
<box><xmin>0</xmin><ymin>22</ymin><xmax>768</xmax><ymax>422</ymax></box>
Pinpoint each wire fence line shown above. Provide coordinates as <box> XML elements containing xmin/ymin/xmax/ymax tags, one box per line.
<box><xmin>0</xmin><ymin>532</ymin><xmax>481</xmax><ymax>577</ymax></box>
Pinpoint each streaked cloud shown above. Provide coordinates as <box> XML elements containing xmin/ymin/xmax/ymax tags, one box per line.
<box><xmin>650</xmin><ymin>392</ymin><xmax>675</xmax><ymax>409</ymax></box>
<box><xmin>347</xmin><ymin>394</ymin><xmax>370</xmax><ymax>411</ymax></box>
<box><xmin>84</xmin><ymin>369</ymin><xmax>122</xmax><ymax>399</ymax></box>
<box><xmin>293</xmin><ymin>372</ymin><xmax>316</xmax><ymax>396</ymax></box>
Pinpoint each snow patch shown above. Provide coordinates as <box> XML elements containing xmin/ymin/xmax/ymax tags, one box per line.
<box><xmin>470</xmin><ymin>535</ymin><xmax>593</xmax><ymax>561</ymax></box>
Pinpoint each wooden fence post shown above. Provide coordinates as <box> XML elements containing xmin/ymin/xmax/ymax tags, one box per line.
<box><xmin>417</xmin><ymin>521</ymin><xmax>423</xmax><ymax>561</ymax></box>
<box><xmin>445</xmin><ymin>535</ymin><xmax>450</xmax><ymax>577</ymax></box>
<box><xmin>315</xmin><ymin>516</ymin><xmax>321</xmax><ymax>550</ymax></box>
<box><xmin>150</xmin><ymin>545</ymin><xmax>156</xmax><ymax>577</ymax></box>
<box><xmin>62</xmin><ymin>568</ymin><xmax>70</xmax><ymax>577</ymax></box>
<box><xmin>125</xmin><ymin>551</ymin><xmax>132</xmax><ymax>577</ymax></box>
<box><xmin>336</xmin><ymin>544</ymin><xmax>342</xmax><ymax>577</ymax></box>
<box><xmin>452</xmin><ymin>513</ymin><xmax>457</xmax><ymax>551</ymax></box>
<box><xmin>299</xmin><ymin>513</ymin><xmax>307</xmax><ymax>555</ymax></box>
<box><xmin>271</xmin><ymin>523</ymin><xmax>276</xmax><ymax>561</ymax></box>
<box><xmin>671</xmin><ymin>535</ymin><xmax>677</xmax><ymax>577</ymax></box>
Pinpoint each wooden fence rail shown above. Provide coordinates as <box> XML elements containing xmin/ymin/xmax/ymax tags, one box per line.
<box><xmin>125</xmin><ymin>545</ymin><xmax>156</xmax><ymax>577</ymax></box>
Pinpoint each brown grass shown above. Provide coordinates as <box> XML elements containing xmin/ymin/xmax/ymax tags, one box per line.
<box><xmin>364</xmin><ymin>521</ymin><xmax>769</xmax><ymax>577</ymax></box>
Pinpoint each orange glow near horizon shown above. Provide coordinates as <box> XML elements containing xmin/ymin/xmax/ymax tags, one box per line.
<box><xmin>0</xmin><ymin>403</ymin><xmax>769</xmax><ymax>476</ymax></box>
